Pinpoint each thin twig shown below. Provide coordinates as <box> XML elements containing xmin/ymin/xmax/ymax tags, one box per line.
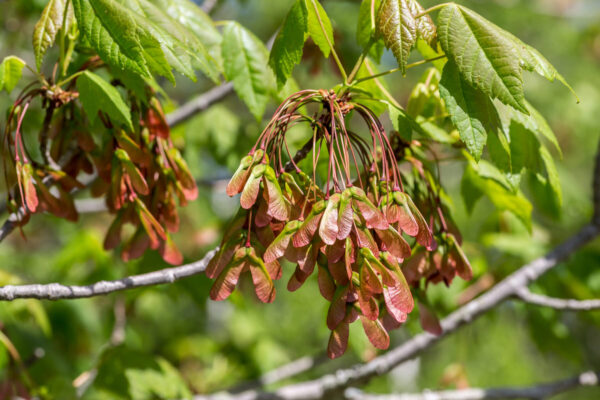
<box><xmin>515</xmin><ymin>288</ymin><xmax>600</xmax><ymax>311</ymax></box>
<box><xmin>0</xmin><ymin>248</ymin><xmax>217</xmax><ymax>300</ymax></box>
<box><xmin>166</xmin><ymin>83</ymin><xmax>234</xmax><ymax>128</ymax></box>
<box><xmin>345</xmin><ymin>371</ymin><xmax>599</xmax><ymax>400</ymax></box>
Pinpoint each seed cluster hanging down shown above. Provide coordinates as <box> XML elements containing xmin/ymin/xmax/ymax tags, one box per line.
<box><xmin>3</xmin><ymin>84</ymin><xmax>197</xmax><ymax>265</ymax></box>
<box><xmin>208</xmin><ymin>90</ymin><xmax>473</xmax><ymax>358</ymax></box>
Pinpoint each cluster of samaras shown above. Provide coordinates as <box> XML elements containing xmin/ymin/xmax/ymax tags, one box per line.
<box><xmin>207</xmin><ymin>90</ymin><xmax>472</xmax><ymax>358</ymax></box>
<box><xmin>6</xmin><ymin>88</ymin><xmax>196</xmax><ymax>265</ymax></box>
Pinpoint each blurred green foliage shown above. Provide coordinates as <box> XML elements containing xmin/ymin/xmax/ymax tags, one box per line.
<box><xmin>0</xmin><ymin>0</ymin><xmax>599</xmax><ymax>398</ymax></box>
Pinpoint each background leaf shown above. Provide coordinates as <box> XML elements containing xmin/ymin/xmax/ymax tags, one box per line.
<box><xmin>376</xmin><ymin>0</ymin><xmax>417</xmax><ymax>74</ymax></box>
<box><xmin>0</xmin><ymin>56</ymin><xmax>25</xmax><ymax>93</ymax></box>
<box><xmin>222</xmin><ymin>22</ymin><xmax>275</xmax><ymax>120</ymax></box>
<box><xmin>305</xmin><ymin>0</ymin><xmax>334</xmax><ymax>58</ymax></box>
<box><xmin>76</xmin><ymin>70</ymin><xmax>133</xmax><ymax>130</ymax></box>
<box><xmin>269</xmin><ymin>0</ymin><xmax>308</xmax><ymax>88</ymax></box>
<box><xmin>439</xmin><ymin>60</ymin><xmax>502</xmax><ymax>160</ymax></box>
<box><xmin>151</xmin><ymin>0</ymin><xmax>223</xmax><ymax>71</ymax></box>
<box><xmin>72</xmin><ymin>0</ymin><xmax>153</xmax><ymax>77</ymax></box>
<box><xmin>437</xmin><ymin>4</ymin><xmax>527</xmax><ymax>112</ymax></box>
<box><xmin>33</xmin><ymin>0</ymin><xmax>74</xmax><ymax>70</ymax></box>
<box><xmin>357</xmin><ymin>0</ymin><xmax>384</xmax><ymax>62</ymax></box>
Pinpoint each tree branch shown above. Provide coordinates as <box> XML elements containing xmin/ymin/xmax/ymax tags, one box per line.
<box><xmin>515</xmin><ymin>288</ymin><xmax>600</xmax><ymax>311</ymax></box>
<box><xmin>222</xmin><ymin>355</ymin><xmax>329</xmax><ymax>395</ymax></box>
<box><xmin>166</xmin><ymin>83</ymin><xmax>234</xmax><ymax>128</ymax></box>
<box><xmin>0</xmin><ymin>248</ymin><xmax>217</xmax><ymax>300</ymax></box>
<box><xmin>344</xmin><ymin>371</ymin><xmax>599</xmax><ymax>400</ymax></box>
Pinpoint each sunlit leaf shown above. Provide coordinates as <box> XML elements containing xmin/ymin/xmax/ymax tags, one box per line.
<box><xmin>222</xmin><ymin>22</ymin><xmax>275</xmax><ymax>120</ymax></box>
<box><xmin>376</xmin><ymin>0</ymin><xmax>417</xmax><ymax>74</ymax></box>
<box><xmin>33</xmin><ymin>0</ymin><xmax>74</xmax><ymax>70</ymax></box>
<box><xmin>77</xmin><ymin>71</ymin><xmax>134</xmax><ymax>131</ymax></box>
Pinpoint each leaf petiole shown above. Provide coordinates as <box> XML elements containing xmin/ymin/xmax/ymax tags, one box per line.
<box><xmin>414</xmin><ymin>2</ymin><xmax>452</xmax><ymax>19</ymax></box>
<box><xmin>351</xmin><ymin>55</ymin><xmax>447</xmax><ymax>85</ymax></box>
<box><xmin>56</xmin><ymin>70</ymin><xmax>84</xmax><ymax>87</ymax></box>
<box><xmin>309</xmin><ymin>0</ymin><xmax>347</xmax><ymax>83</ymax></box>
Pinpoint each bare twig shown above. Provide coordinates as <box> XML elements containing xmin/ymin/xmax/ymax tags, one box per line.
<box><xmin>166</xmin><ymin>83</ymin><xmax>234</xmax><ymax>128</ymax></box>
<box><xmin>515</xmin><ymin>288</ymin><xmax>600</xmax><ymax>311</ymax></box>
<box><xmin>344</xmin><ymin>371</ymin><xmax>599</xmax><ymax>400</ymax></box>
<box><xmin>225</xmin><ymin>355</ymin><xmax>329</xmax><ymax>394</ymax></box>
<box><xmin>0</xmin><ymin>248</ymin><xmax>217</xmax><ymax>300</ymax></box>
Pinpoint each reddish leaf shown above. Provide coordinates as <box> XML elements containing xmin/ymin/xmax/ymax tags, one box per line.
<box><xmin>210</xmin><ymin>248</ymin><xmax>248</xmax><ymax>301</ymax></box>
<box><xmin>227</xmin><ymin>155</ymin><xmax>254</xmax><ymax>196</ymax></box>
<box><xmin>327</xmin><ymin>286</ymin><xmax>348</xmax><ymax>329</ymax></box>
<box><xmin>351</xmin><ymin>187</ymin><xmax>388</xmax><ymax>230</ymax></box>
<box><xmin>376</xmin><ymin>226</ymin><xmax>411</xmax><ymax>260</ymax></box>
<box><xmin>56</xmin><ymin>187</ymin><xmax>78</xmax><ymax>222</ymax></box>
<box><xmin>327</xmin><ymin>322</ymin><xmax>349</xmax><ymax>359</ymax></box>
<box><xmin>160</xmin><ymin>234</ymin><xmax>183</xmax><ymax>265</ymax></box>
<box><xmin>206</xmin><ymin>239</ymin><xmax>241</xmax><ymax>279</ymax></box>
<box><xmin>344</xmin><ymin>306</ymin><xmax>359</xmax><ymax>323</ymax></box>
<box><xmin>264</xmin><ymin>220</ymin><xmax>300</xmax><ymax>263</ymax></box>
<box><xmin>136</xmin><ymin>199</ymin><xmax>166</xmax><ymax>247</ymax></box>
<box><xmin>344</xmin><ymin>237</ymin><xmax>355</xmax><ymax>280</ymax></box>
<box><xmin>287</xmin><ymin>267</ymin><xmax>310</xmax><ymax>292</ymax></box>
<box><xmin>319</xmin><ymin>194</ymin><xmax>340</xmax><ymax>245</ymax></box>
<box><xmin>357</xmin><ymin>286</ymin><xmax>379</xmax><ymax>321</ymax></box>
<box><xmin>296</xmin><ymin>242</ymin><xmax>319</xmax><ymax>275</ymax></box>
<box><xmin>325</xmin><ymin>240</ymin><xmax>345</xmax><ymax>264</ymax></box>
<box><xmin>393</xmin><ymin>192</ymin><xmax>419</xmax><ymax>237</ymax></box>
<box><xmin>402</xmin><ymin>251</ymin><xmax>427</xmax><ymax>285</ymax></box>
<box><xmin>21</xmin><ymin>164</ymin><xmax>38</xmax><ymax>212</ymax></box>
<box><xmin>383</xmin><ymin>284</ymin><xmax>413</xmax><ymax>322</ymax></box>
<box><xmin>354</xmin><ymin>224</ymin><xmax>380</xmax><ymax>257</ymax></box>
<box><xmin>104</xmin><ymin>213</ymin><xmax>124</xmax><ymax>250</ymax></box>
<box><xmin>419</xmin><ymin>302</ymin><xmax>443</xmax><ymax>336</ymax></box>
<box><xmin>169</xmin><ymin>148</ymin><xmax>197</xmax><ymax>193</ymax></box>
<box><xmin>248</xmin><ymin>249</ymin><xmax>276</xmax><ymax>303</ymax></box>
<box><xmin>265</xmin><ymin>259</ymin><xmax>282</xmax><ymax>280</ymax></box>
<box><xmin>223</xmin><ymin>210</ymin><xmax>248</xmax><ymax>242</ymax></box>
<box><xmin>32</xmin><ymin>174</ymin><xmax>61</xmax><ymax>215</ymax></box>
<box><xmin>381</xmin><ymin>310</ymin><xmax>404</xmax><ymax>331</ymax></box>
<box><xmin>405</xmin><ymin>195</ymin><xmax>433</xmax><ymax>249</ymax></box>
<box><xmin>255</xmin><ymin>195</ymin><xmax>272</xmax><ymax>228</ymax></box>
<box><xmin>329</xmin><ymin>260</ymin><xmax>350</xmax><ymax>286</ymax></box>
<box><xmin>146</xmin><ymin>100</ymin><xmax>170</xmax><ymax>139</ymax></box>
<box><xmin>440</xmin><ymin>252</ymin><xmax>457</xmax><ymax>283</ymax></box>
<box><xmin>256</xmin><ymin>225</ymin><xmax>276</xmax><ymax>248</ymax></box>
<box><xmin>121</xmin><ymin>228</ymin><xmax>150</xmax><ymax>262</ymax></box>
<box><xmin>115</xmin><ymin>130</ymin><xmax>150</xmax><ymax>166</ymax></box>
<box><xmin>317</xmin><ymin>265</ymin><xmax>336</xmax><ymax>301</ymax></box>
<box><xmin>384</xmin><ymin>201</ymin><xmax>401</xmax><ymax>224</ymax></box>
<box><xmin>359</xmin><ymin>250</ymin><xmax>383</xmax><ymax>294</ymax></box>
<box><xmin>292</xmin><ymin>201</ymin><xmax>326</xmax><ymax>247</ymax></box>
<box><xmin>264</xmin><ymin>166</ymin><xmax>289</xmax><ymax>221</ymax></box>
<box><xmin>337</xmin><ymin>189</ymin><xmax>353</xmax><ymax>240</ymax></box>
<box><xmin>240</xmin><ymin>164</ymin><xmax>266</xmax><ymax>209</ymax></box>
<box><xmin>280</xmin><ymin>172</ymin><xmax>305</xmax><ymax>207</ymax></box>
<box><xmin>448</xmin><ymin>235</ymin><xmax>473</xmax><ymax>281</ymax></box>
<box><xmin>116</xmin><ymin>149</ymin><xmax>149</xmax><ymax>195</ymax></box>
<box><xmin>163</xmin><ymin>197</ymin><xmax>180</xmax><ymax>233</ymax></box>
<box><xmin>360</xmin><ymin>315</ymin><xmax>390</xmax><ymax>349</ymax></box>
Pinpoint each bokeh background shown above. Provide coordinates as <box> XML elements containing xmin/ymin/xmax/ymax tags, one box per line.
<box><xmin>0</xmin><ymin>0</ymin><xmax>599</xmax><ymax>398</ymax></box>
